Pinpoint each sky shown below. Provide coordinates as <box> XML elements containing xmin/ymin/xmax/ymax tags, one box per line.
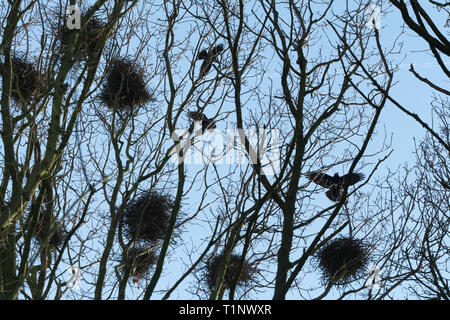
<box><xmin>142</xmin><ymin>1</ymin><xmax>449</xmax><ymax>300</ymax></box>
<box><xmin>4</xmin><ymin>0</ymin><xmax>448</xmax><ymax>300</ymax></box>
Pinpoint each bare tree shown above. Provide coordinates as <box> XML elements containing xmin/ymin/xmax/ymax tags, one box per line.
<box><xmin>0</xmin><ymin>0</ymin><xmax>447</xmax><ymax>301</ymax></box>
<box><xmin>348</xmin><ymin>0</ymin><xmax>450</xmax><ymax>300</ymax></box>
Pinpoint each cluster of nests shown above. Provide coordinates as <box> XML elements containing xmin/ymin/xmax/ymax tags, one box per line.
<box><xmin>7</xmin><ymin>55</ymin><xmax>41</xmax><ymax>104</ymax></box>
<box><xmin>120</xmin><ymin>191</ymin><xmax>174</xmax><ymax>283</ymax></box>
<box><xmin>5</xmin><ymin>13</ymin><xmax>108</xmax><ymax>106</ymax></box>
<box><xmin>316</xmin><ymin>237</ymin><xmax>370</xmax><ymax>286</ymax></box>
<box><xmin>204</xmin><ymin>253</ymin><xmax>256</xmax><ymax>293</ymax></box>
<box><xmin>119</xmin><ymin>190</ymin><xmax>259</xmax><ymax>291</ymax></box>
<box><xmin>57</xmin><ymin>7</ymin><xmax>154</xmax><ymax>113</ymax></box>
<box><xmin>9</xmin><ymin>18</ymin><xmax>153</xmax><ymax>114</ymax></box>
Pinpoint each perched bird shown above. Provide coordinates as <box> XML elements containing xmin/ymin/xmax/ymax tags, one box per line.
<box><xmin>306</xmin><ymin>171</ymin><xmax>365</xmax><ymax>202</ymax></box>
<box><xmin>197</xmin><ymin>44</ymin><xmax>224</xmax><ymax>78</ymax></box>
<box><xmin>188</xmin><ymin>111</ymin><xmax>216</xmax><ymax>133</ymax></box>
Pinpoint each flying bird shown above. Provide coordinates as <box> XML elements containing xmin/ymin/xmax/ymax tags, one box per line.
<box><xmin>188</xmin><ymin>111</ymin><xmax>216</xmax><ymax>133</ymax></box>
<box><xmin>197</xmin><ymin>44</ymin><xmax>224</xmax><ymax>78</ymax></box>
<box><xmin>306</xmin><ymin>171</ymin><xmax>365</xmax><ymax>202</ymax></box>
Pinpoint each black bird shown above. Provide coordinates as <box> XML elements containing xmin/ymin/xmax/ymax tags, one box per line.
<box><xmin>306</xmin><ymin>171</ymin><xmax>365</xmax><ymax>202</ymax></box>
<box><xmin>188</xmin><ymin>111</ymin><xmax>216</xmax><ymax>133</ymax></box>
<box><xmin>197</xmin><ymin>44</ymin><xmax>224</xmax><ymax>78</ymax></box>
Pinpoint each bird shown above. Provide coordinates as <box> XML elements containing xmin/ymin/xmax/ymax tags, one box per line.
<box><xmin>197</xmin><ymin>44</ymin><xmax>224</xmax><ymax>78</ymax></box>
<box><xmin>306</xmin><ymin>171</ymin><xmax>365</xmax><ymax>202</ymax></box>
<box><xmin>188</xmin><ymin>111</ymin><xmax>216</xmax><ymax>133</ymax></box>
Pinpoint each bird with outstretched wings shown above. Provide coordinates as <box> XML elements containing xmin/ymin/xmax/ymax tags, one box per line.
<box><xmin>197</xmin><ymin>44</ymin><xmax>224</xmax><ymax>78</ymax></box>
<box><xmin>306</xmin><ymin>171</ymin><xmax>365</xmax><ymax>202</ymax></box>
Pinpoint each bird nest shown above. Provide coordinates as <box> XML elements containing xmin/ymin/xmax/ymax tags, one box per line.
<box><xmin>121</xmin><ymin>246</ymin><xmax>158</xmax><ymax>280</ymax></box>
<box><xmin>122</xmin><ymin>191</ymin><xmax>173</xmax><ymax>243</ymax></box>
<box><xmin>100</xmin><ymin>58</ymin><xmax>154</xmax><ymax>112</ymax></box>
<box><xmin>57</xmin><ymin>12</ymin><xmax>108</xmax><ymax>61</ymax></box>
<box><xmin>205</xmin><ymin>253</ymin><xmax>255</xmax><ymax>291</ymax></box>
<box><xmin>9</xmin><ymin>55</ymin><xmax>40</xmax><ymax>103</ymax></box>
<box><xmin>34</xmin><ymin>212</ymin><xmax>66</xmax><ymax>249</ymax></box>
<box><xmin>316</xmin><ymin>237</ymin><xmax>369</xmax><ymax>285</ymax></box>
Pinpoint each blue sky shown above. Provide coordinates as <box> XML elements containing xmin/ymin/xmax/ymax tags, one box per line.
<box><xmin>6</xmin><ymin>0</ymin><xmax>447</xmax><ymax>300</ymax></box>
<box><xmin>119</xmin><ymin>1</ymin><xmax>448</xmax><ymax>300</ymax></box>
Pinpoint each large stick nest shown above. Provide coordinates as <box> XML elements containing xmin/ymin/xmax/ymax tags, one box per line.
<box><xmin>316</xmin><ymin>237</ymin><xmax>369</xmax><ymax>285</ymax></box>
<box><xmin>9</xmin><ymin>56</ymin><xmax>40</xmax><ymax>103</ymax></box>
<box><xmin>34</xmin><ymin>212</ymin><xmax>66</xmax><ymax>249</ymax></box>
<box><xmin>205</xmin><ymin>253</ymin><xmax>255</xmax><ymax>291</ymax></box>
<box><xmin>122</xmin><ymin>191</ymin><xmax>173</xmax><ymax>243</ymax></box>
<box><xmin>122</xmin><ymin>246</ymin><xmax>158</xmax><ymax>280</ymax></box>
<box><xmin>57</xmin><ymin>12</ymin><xmax>108</xmax><ymax>61</ymax></box>
<box><xmin>100</xmin><ymin>58</ymin><xmax>154</xmax><ymax>111</ymax></box>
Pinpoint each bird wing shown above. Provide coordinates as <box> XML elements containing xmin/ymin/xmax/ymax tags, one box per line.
<box><xmin>211</xmin><ymin>44</ymin><xmax>224</xmax><ymax>56</ymax></box>
<box><xmin>342</xmin><ymin>173</ymin><xmax>365</xmax><ymax>186</ymax></box>
<box><xmin>198</xmin><ymin>49</ymin><xmax>209</xmax><ymax>60</ymax></box>
<box><xmin>306</xmin><ymin>172</ymin><xmax>336</xmax><ymax>188</ymax></box>
<box><xmin>190</xmin><ymin>112</ymin><xmax>216</xmax><ymax>130</ymax></box>
<box><xmin>188</xmin><ymin>111</ymin><xmax>202</xmax><ymax>121</ymax></box>
<box><xmin>203</xmin><ymin>118</ymin><xmax>216</xmax><ymax>131</ymax></box>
